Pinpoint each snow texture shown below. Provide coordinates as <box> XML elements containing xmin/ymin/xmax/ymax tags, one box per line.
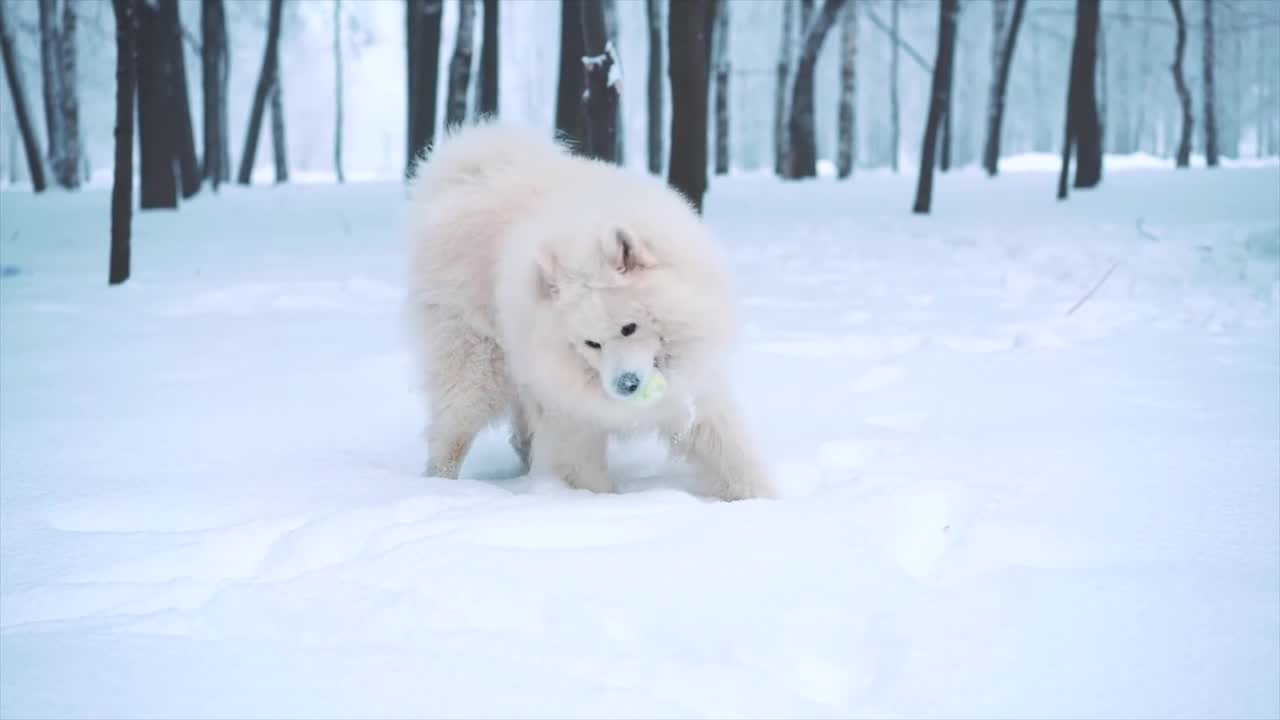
<box><xmin>1</xmin><ymin>163</ymin><xmax>1278</xmax><ymax>719</ymax></box>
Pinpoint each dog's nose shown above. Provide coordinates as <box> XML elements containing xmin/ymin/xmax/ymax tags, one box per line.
<box><xmin>614</xmin><ymin>372</ymin><xmax>641</xmax><ymax>397</ymax></box>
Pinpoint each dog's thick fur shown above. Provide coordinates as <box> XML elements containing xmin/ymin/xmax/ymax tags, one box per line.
<box><xmin>405</xmin><ymin>122</ymin><xmax>774</xmax><ymax>501</ymax></box>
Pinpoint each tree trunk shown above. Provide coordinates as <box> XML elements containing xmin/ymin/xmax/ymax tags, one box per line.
<box><xmin>1057</xmin><ymin>0</ymin><xmax>1102</xmax><ymax>199</ymax></box>
<box><xmin>334</xmin><ymin>0</ymin><xmax>344</xmax><ymax>182</ymax></box>
<box><xmin>835</xmin><ymin>0</ymin><xmax>856</xmax><ymax>179</ymax></box>
<box><xmin>580</xmin><ymin>0</ymin><xmax>618</xmax><ymax>162</ymax></box>
<box><xmin>1132</xmin><ymin>0</ymin><xmax>1151</xmax><ymax>153</ymax></box>
<box><xmin>160</xmin><ymin>0</ymin><xmax>199</xmax><ymax>198</ymax></box>
<box><xmin>1168</xmin><ymin>0</ymin><xmax>1192</xmax><ymax>168</ymax></box>
<box><xmin>237</xmin><ymin>0</ymin><xmax>284</xmax><ymax>184</ymax></box>
<box><xmin>786</xmin><ymin>0</ymin><xmax>847</xmax><ymax>179</ymax></box>
<box><xmin>939</xmin><ymin>39</ymin><xmax>954</xmax><ymax>174</ymax></box>
<box><xmin>406</xmin><ymin>0</ymin><xmax>443</xmax><ymax>177</ymax></box>
<box><xmin>38</xmin><ymin>0</ymin><xmax>80</xmax><ymax>189</ymax></box>
<box><xmin>555</xmin><ymin>0</ymin><xmax>586</xmax><ymax>149</ymax></box>
<box><xmin>982</xmin><ymin>0</ymin><xmax>1026</xmax><ymax>176</ymax></box>
<box><xmin>110</xmin><ymin>0</ymin><xmax>136</xmax><ymax>285</ymax></box>
<box><xmin>444</xmin><ymin>0</ymin><xmax>474</xmax><ymax>128</ymax></box>
<box><xmin>889</xmin><ymin>0</ymin><xmax>899</xmax><ymax>172</ymax></box>
<box><xmin>136</xmin><ymin>0</ymin><xmax>177</xmax><ymax>208</ymax></box>
<box><xmin>645</xmin><ymin>0</ymin><xmax>662</xmax><ymax>174</ymax></box>
<box><xmin>1201</xmin><ymin>0</ymin><xmax>1218</xmax><ymax>167</ymax></box>
<box><xmin>0</xmin><ymin>0</ymin><xmax>48</xmax><ymax>192</ymax></box>
<box><xmin>270</xmin><ymin>72</ymin><xmax>287</xmax><ymax>183</ymax></box>
<box><xmin>201</xmin><ymin>0</ymin><xmax>229</xmax><ymax>189</ymax></box>
<box><xmin>602</xmin><ymin>0</ymin><xmax>622</xmax><ymax>162</ymax></box>
<box><xmin>713</xmin><ymin>0</ymin><xmax>729</xmax><ymax>175</ymax></box>
<box><xmin>774</xmin><ymin>0</ymin><xmax>795</xmax><ymax>176</ymax></box>
<box><xmin>667</xmin><ymin>0</ymin><xmax>716</xmax><ymax>213</ymax></box>
<box><xmin>911</xmin><ymin>0</ymin><xmax>958</xmax><ymax>214</ymax></box>
<box><xmin>479</xmin><ymin>0</ymin><xmax>498</xmax><ymax>117</ymax></box>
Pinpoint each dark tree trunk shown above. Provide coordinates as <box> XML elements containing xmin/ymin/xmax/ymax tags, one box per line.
<box><xmin>785</xmin><ymin>0</ymin><xmax>847</xmax><ymax>179</ymax></box>
<box><xmin>939</xmin><ymin>36</ymin><xmax>954</xmax><ymax>174</ymax></box>
<box><xmin>1168</xmin><ymin>0</ymin><xmax>1192</xmax><ymax>168</ymax></box>
<box><xmin>38</xmin><ymin>0</ymin><xmax>81</xmax><ymax>189</ymax></box>
<box><xmin>889</xmin><ymin>0</ymin><xmax>899</xmax><ymax>172</ymax></box>
<box><xmin>136</xmin><ymin>0</ymin><xmax>177</xmax><ymax>208</ymax></box>
<box><xmin>1057</xmin><ymin>0</ymin><xmax>1102</xmax><ymax>199</ymax></box>
<box><xmin>334</xmin><ymin>0</ymin><xmax>344</xmax><ymax>182</ymax></box>
<box><xmin>555</xmin><ymin>0</ymin><xmax>585</xmax><ymax>149</ymax></box>
<box><xmin>445</xmin><ymin>0</ymin><xmax>475</xmax><ymax>128</ymax></box>
<box><xmin>774</xmin><ymin>0</ymin><xmax>794</xmax><ymax>176</ymax></box>
<box><xmin>110</xmin><ymin>0</ymin><xmax>136</xmax><ymax>285</ymax></box>
<box><xmin>201</xmin><ymin>0</ymin><xmax>229</xmax><ymax>189</ymax></box>
<box><xmin>911</xmin><ymin>0</ymin><xmax>959</xmax><ymax>214</ymax></box>
<box><xmin>406</xmin><ymin>0</ymin><xmax>443</xmax><ymax>177</ymax></box>
<box><xmin>160</xmin><ymin>0</ymin><xmax>199</xmax><ymax>198</ymax></box>
<box><xmin>1201</xmin><ymin>0</ymin><xmax>1218</xmax><ymax>167</ymax></box>
<box><xmin>580</xmin><ymin>0</ymin><xmax>618</xmax><ymax>162</ymax></box>
<box><xmin>0</xmin><ymin>0</ymin><xmax>48</xmax><ymax>192</ymax></box>
<box><xmin>713</xmin><ymin>0</ymin><xmax>729</xmax><ymax>175</ymax></box>
<box><xmin>835</xmin><ymin>0</ymin><xmax>856</xmax><ymax>179</ymax></box>
<box><xmin>645</xmin><ymin>0</ymin><xmax>662</xmax><ymax>174</ymax></box>
<box><xmin>667</xmin><ymin>0</ymin><xmax>716</xmax><ymax>212</ymax></box>
<box><xmin>237</xmin><ymin>0</ymin><xmax>284</xmax><ymax>185</ymax></box>
<box><xmin>270</xmin><ymin>73</ymin><xmax>287</xmax><ymax>183</ymax></box>
<box><xmin>479</xmin><ymin>0</ymin><xmax>498</xmax><ymax>117</ymax></box>
<box><xmin>982</xmin><ymin>0</ymin><xmax>1026</xmax><ymax>176</ymax></box>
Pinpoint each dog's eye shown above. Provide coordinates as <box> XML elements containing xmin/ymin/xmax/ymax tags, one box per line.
<box><xmin>620</xmin><ymin>323</ymin><xmax>637</xmax><ymax>337</ymax></box>
<box><xmin>584</xmin><ymin>340</ymin><xmax>602</xmax><ymax>350</ymax></box>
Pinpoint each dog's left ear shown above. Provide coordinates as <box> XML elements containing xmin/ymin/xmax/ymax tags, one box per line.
<box><xmin>603</xmin><ymin>227</ymin><xmax>654</xmax><ymax>275</ymax></box>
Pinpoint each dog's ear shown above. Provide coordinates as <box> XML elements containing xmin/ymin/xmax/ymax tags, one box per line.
<box><xmin>603</xmin><ymin>227</ymin><xmax>654</xmax><ymax>275</ymax></box>
<box><xmin>534</xmin><ymin>245</ymin><xmax>560</xmax><ymax>301</ymax></box>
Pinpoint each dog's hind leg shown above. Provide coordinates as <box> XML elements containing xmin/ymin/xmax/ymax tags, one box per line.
<box><xmin>419</xmin><ymin>310</ymin><xmax>509</xmax><ymax>479</ymax></box>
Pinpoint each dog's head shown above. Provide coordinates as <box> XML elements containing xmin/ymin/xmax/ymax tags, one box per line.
<box><xmin>531</xmin><ymin>218</ymin><xmax>733</xmax><ymax>407</ymax></box>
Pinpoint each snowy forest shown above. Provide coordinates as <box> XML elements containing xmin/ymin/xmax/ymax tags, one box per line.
<box><xmin>2</xmin><ymin>2</ymin><xmax>1279</xmax><ymax>718</ymax></box>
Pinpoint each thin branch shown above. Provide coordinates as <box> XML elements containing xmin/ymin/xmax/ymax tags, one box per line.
<box><xmin>863</xmin><ymin>6</ymin><xmax>931</xmax><ymax>73</ymax></box>
<box><xmin>1066</xmin><ymin>260</ymin><xmax>1120</xmax><ymax>316</ymax></box>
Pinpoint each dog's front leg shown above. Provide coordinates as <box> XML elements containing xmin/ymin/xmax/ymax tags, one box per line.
<box><xmin>529</xmin><ymin>410</ymin><xmax>611</xmax><ymax>494</ymax></box>
<box><xmin>664</xmin><ymin>390</ymin><xmax>776</xmax><ymax>501</ymax></box>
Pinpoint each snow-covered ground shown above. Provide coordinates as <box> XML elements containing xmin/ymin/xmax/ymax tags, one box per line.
<box><xmin>1</xmin><ymin>164</ymin><xmax>1278</xmax><ymax>719</ymax></box>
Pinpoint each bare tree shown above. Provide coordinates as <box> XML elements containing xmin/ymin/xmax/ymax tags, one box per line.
<box><xmin>982</xmin><ymin>0</ymin><xmax>1027</xmax><ymax>176</ymax></box>
<box><xmin>237</xmin><ymin>0</ymin><xmax>284</xmax><ymax>184</ymax></box>
<box><xmin>334</xmin><ymin>0</ymin><xmax>344</xmax><ymax>183</ymax></box>
<box><xmin>836</xmin><ymin>0</ymin><xmax>856</xmax><ymax>179</ymax></box>
<box><xmin>445</xmin><ymin>0</ymin><xmax>475</xmax><ymax>128</ymax></box>
<box><xmin>110</xmin><ymin>0</ymin><xmax>136</xmax><ymax>285</ymax></box>
<box><xmin>667</xmin><ymin>0</ymin><xmax>716</xmax><ymax>212</ymax></box>
<box><xmin>1168</xmin><ymin>0</ymin><xmax>1192</xmax><ymax>168</ymax></box>
<box><xmin>774</xmin><ymin>0</ymin><xmax>795</xmax><ymax>176</ymax></box>
<box><xmin>38</xmin><ymin>0</ymin><xmax>81</xmax><ymax>189</ymax></box>
<box><xmin>1201</xmin><ymin>0</ymin><xmax>1218</xmax><ymax>167</ymax></box>
<box><xmin>1131</xmin><ymin>0</ymin><xmax>1152</xmax><ymax>153</ymax></box>
<box><xmin>0</xmin><ymin>0</ymin><xmax>47</xmax><ymax>192</ymax></box>
<box><xmin>479</xmin><ymin>0</ymin><xmax>497</xmax><ymax>116</ymax></box>
<box><xmin>911</xmin><ymin>0</ymin><xmax>959</xmax><ymax>214</ymax></box>
<box><xmin>1057</xmin><ymin>0</ymin><xmax>1103</xmax><ymax>199</ymax></box>
<box><xmin>160</xmin><ymin>0</ymin><xmax>200</xmax><ymax>198</ymax></box>
<box><xmin>270</xmin><ymin>73</ymin><xmax>287</xmax><ymax>183</ymax></box>
<box><xmin>580</xmin><ymin>0</ymin><xmax>618</xmax><ymax>162</ymax></box>
<box><xmin>889</xmin><ymin>0</ymin><xmax>899</xmax><ymax>172</ymax></box>
<box><xmin>786</xmin><ymin>0</ymin><xmax>848</xmax><ymax>179</ymax></box>
<box><xmin>939</xmin><ymin>21</ymin><xmax>955</xmax><ymax>175</ymax></box>
<box><xmin>406</xmin><ymin>0</ymin><xmax>443</xmax><ymax>177</ymax></box>
<box><xmin>201</xmin><ymin>0</ymin><xmax>229</xmax><ymax>189</ymax></box>
<box><xmin>555</xmin><ymin>0</ymin><xmax>585</xmax><ymax>149</ymax></box>
<box><xmin>646</xmin><ymin>0</ymin><xmax>662</xmax><ymax>174</ymax></box>
<box><xmin>713</xmin><ymin>0</ymin><xmax>729</xmax><ymax>175</ymax></box>
<box><xmin>137</xmin><ymin>0</ymin><xmax>177</xmax><ymax>207</ymax></box>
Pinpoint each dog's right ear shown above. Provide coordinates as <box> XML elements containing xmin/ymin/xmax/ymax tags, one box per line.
<box><xmin>534</xmin><ymin>246</ymin><xmax>559</xmax><ymax>301</ymax></box>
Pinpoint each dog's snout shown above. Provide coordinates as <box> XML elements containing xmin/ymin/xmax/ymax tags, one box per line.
<box><xmin>614</xmin><ymin>372</ymin><xmax>641</xmax><ymax>397</ymax></box>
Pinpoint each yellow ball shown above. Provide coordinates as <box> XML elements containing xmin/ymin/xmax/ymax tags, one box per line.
<box><xmin>634</xmin><ymin>369</ymin><xmax>667</xmax><ymax>406</ymax></box>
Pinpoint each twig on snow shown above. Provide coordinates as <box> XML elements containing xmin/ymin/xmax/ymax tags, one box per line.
<box><xmin>1136</xmin><ymin>217</ymin><xmax>1160</xmax><ymax>242</ymax></box>
<box><xmin>1066</xmin><ymin>260</ymin><xmax>1120</xmax><ymax>316</ymax></box>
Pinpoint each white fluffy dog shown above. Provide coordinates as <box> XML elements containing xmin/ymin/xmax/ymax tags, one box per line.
<box><xmin>405</xmin><ymin>122</ymin><xmax>774</xmax><ymax>501</ymax></box>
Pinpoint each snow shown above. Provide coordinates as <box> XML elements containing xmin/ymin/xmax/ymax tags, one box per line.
<box><xmin>2</xmin><ymin>164</ymin><xmax>1279</xmax><ymax>719</ymax></box>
